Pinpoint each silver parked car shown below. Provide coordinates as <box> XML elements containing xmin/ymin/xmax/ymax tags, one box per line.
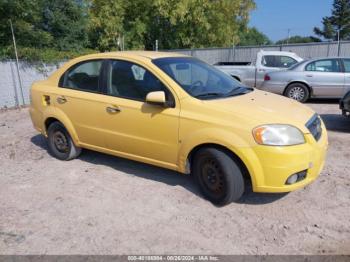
<box><xmin>260</xmin><ymin>57</ymin><xmax>350</xmax><ymax>102</ymax></box>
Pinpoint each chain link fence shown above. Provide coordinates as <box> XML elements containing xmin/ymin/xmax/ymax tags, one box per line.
<box><xmin>0</xmin><ymin>61</ymin><xmax>60</xmax><ymax>108</ymax></box>
<box><xmin>1</xmin><ymin>40</ymin><xmax>350</xmax><ymax>108</ymax></box>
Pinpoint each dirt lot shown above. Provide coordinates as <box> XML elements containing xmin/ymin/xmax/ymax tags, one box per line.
<box><xmin>0</xmin><ymin>101</ymin><xmax>349</xmax><ymax>255</ymax></box>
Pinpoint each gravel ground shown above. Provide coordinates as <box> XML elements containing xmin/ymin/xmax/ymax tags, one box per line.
<box><xmin>0</xmin><ymin>101</ymin><xmax>349</xmax><ymax>255</ymax></box>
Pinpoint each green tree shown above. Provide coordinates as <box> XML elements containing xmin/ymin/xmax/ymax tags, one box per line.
<box><xmin>0</xmin><ymin>0</ymin><xmax>52</xmax><ymax>48</ymax></box>
<box><xmin>40</xmin><ymin>0</ymin><xmax>89</xmax><ymax>50</ymax></box>
<box><xmin>88</xmin><ymin>0</ymin><xmax>125</xmax><ymax>51</ymax></box>
<box><xmin>238</xmin><ymin>27</ymin><xmax>271</xmax><ymax>46</ymax></box>
<box><xmin>314</xmin><ymin>0</ymin><xmax>350</xmax><ymax>40</ymax></box>
<box><xmin>88</xmin><ymin>0</ymin><xmax>256</xmax><ymax>51</ymax></box>
<box><xmin>0</xmin><ymin>0</ymin><xmax>89</xmax><ymax>50</ymax></box>
<box><xmin>275</xmin><ymin>35</ymin><xmax>321</xmax><ymax>45</ymax></box>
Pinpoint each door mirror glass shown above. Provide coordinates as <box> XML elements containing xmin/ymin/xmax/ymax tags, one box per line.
<box><xmin>146</xmin><ymin>91</ymin><xmax>166</xmax><ymax>105</ymax></box>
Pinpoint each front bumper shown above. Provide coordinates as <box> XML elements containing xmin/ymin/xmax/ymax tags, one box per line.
<box><xmin>239</xmin><ymin>125</ymin><xmax>328</xmax><ymax>193</ymax></box>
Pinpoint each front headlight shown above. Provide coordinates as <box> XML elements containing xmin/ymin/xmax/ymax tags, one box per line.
<box><xmin>253</xmin><ymin>124</ymin><xmax>305</xmax><ymax>146</ymax></box>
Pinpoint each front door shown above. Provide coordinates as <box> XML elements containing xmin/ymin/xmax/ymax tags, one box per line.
<box><xmin>100</xmin><ymin>59</ymin><xmax>180</xmax><ymax>167</ymax></box>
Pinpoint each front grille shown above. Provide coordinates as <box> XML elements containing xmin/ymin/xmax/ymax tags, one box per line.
<box><xmin>305</xmin><ymin>114</ymin><xmax>322</xmax><ymax>141</ymax></box>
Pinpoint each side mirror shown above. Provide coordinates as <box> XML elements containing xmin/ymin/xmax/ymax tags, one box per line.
<box><xmin>145</xmin><ymin>91</ymin><xmax>166</xmax><ymax>106</ymax></box>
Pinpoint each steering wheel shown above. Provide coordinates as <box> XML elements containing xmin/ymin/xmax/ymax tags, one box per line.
<box><xmin>187</xmin><ymin>80</ymin><xmax>204</xmax><ymax>95</ymax></box>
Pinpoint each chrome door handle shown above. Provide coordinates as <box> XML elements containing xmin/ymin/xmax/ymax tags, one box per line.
<box><xmin>57</xmin><ymin>96</ymin><xmax>67</xmax><ymax>104</ymax></box>
<box><xmin>306</xmin><ymin>74</ymin><xmax>313</xmax><ymax>77</ymax></box>
<box><xmin>106</xmin><ymin>106</ymin><xmax>121</xmax><ymax>113</ymax></box>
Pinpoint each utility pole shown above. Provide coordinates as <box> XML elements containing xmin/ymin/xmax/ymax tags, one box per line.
<box><xmin>155</xmin><ymin>39</ymin><xmax>158</xmax><ymax>51</ymax></box>
<box><xmin>286</xmin><ymin>28</ymin><xmax>291</xmax><ymax>45</ymax></box>
<box><xmin>337</xmin><ymin>29</ymin><xmax>341</xmax><ymax>56</ymax></box>
<box><xmin>10</xmin><ymin>19</ymin><xmax>25</xmax><ymax>106</ymax></box>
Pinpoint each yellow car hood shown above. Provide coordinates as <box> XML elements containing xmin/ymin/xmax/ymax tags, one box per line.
<box><xmin>202</xmin><ymin>89</ymin><xmax>315</xmax><ymax>131</ymax></box>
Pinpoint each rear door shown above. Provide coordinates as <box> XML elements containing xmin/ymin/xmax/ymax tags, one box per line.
<box><xmin>304</xmin><ymin>59</ymin><xmax>344</xmax><ymax>98</ymax></box>
<box><xmin>54</xmin><ymin>59</ymin><xmax>108</xmax><ymax>148</ymax></box>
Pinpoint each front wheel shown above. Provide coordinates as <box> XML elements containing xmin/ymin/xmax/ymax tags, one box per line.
<box><xmin>285</xmin><ymin>83</ymin><xmax>309</xmax><ymax>103</ymax></box>
<box><xmin>192</xmin><ymin>148</ymin><xmax>245</xmax><ymax>206</ymax></box>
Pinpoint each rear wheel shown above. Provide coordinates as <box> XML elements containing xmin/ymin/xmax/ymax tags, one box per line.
<box><xmin>285</xmin><ymin>83</ymin><xmax>309</xmax><ymax>103</ymax></box>
<box><xmin>47</xmin><ymin>121</ymin><xmax>81</xmax><ymax>160</ymax></box>
<box><xmin>192</xmin><ymin>148</ymin><xmax>244</xmax><ymax>206</ymax></box>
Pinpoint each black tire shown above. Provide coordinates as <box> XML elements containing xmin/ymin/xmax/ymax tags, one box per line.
<box><xmin>47</xmin><ymin>121</ymin><xmax>82</xmax><ymax>161</ymax></box>
<box><xmin>192</xmin><ymin>148</ymin><xmax>244</xmax><ymax>206</ymax></box>
<box><xmin>284</xmin><ymin>83</ymin><xmax>310</xmax><ymax>103</ymax></box>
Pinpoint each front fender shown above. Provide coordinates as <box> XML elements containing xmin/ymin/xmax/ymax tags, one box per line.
<box><xmin>177</xmin><ymin>128</ymin><xmax>262</xmax><ymax>189</ymax></box>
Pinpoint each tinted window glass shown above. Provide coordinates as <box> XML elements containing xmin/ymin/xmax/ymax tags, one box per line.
<box><xmin>106</xmin><ymin>60</ymin><xmax>168</xmax><ymax>101</ymax></box>
<box><xmin>262</xmin><ymin>55</ymin><xmax>297</xmax><ymax>68</ymax></box>
<box><xmin>305</xmin><ymin>59</ymin><xmax>341</xmax><ymax>72</ymax></box>
<box><xmin>343</xmin><ymin>59</ymin><xmax>350</xmax><ymax>72</ymax></box>
<box><xmin>62</xmin><ymin>60</ymin><xmax>102</xmax><ymax>92</ymax></box>
<box><xmin>153</xmin><ymin>57</ymin><xmax>252</xmax><ymax>99</ymax></box>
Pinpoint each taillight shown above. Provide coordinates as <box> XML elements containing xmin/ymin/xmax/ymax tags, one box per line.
<box><xmin>264</xmin><ymin>74</ymin><xmax>271</xmax><ymax>81</ymax></box>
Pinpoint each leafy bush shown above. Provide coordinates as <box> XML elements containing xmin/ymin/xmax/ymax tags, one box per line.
<box><xmin>0</xmin><ymin>46</ymin><xmax>97</xmax><ymax>64</ymax></box>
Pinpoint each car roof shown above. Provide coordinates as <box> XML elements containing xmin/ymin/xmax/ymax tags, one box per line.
<box><xmin>77</xmin><ymin>51</ymin><xmax>188</xmax><ymax>61</ymax></box>
<box><xmin>305</xmin><ymin>56</ymin><xmax>350</xmax><ymax>61</ymax></box>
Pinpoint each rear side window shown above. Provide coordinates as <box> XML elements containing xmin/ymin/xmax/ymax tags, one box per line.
<box><xmin>60</xmin><ymin>60</ymin><xmax>103</xmax><ymax>92</ymax></box>
<box><xmin>305</xmin><ymin>59</ymin><xmax>341</xmax><ymax>72</ymax></box>
<box><xmin>262</xmin><ymin>55</ymin><xmax>297</xmax><ymax>68</ymax></box>
<box><xmin>343</xmin><ymin>59</ymin><xmax>350</xmax><ymax>72</ymax></box>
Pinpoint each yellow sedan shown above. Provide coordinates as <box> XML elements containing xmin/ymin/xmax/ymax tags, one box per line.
<box><xmin>29</xmin><ymin>51</ymin><xmax>328</xmax><ymax>206</ymax></box>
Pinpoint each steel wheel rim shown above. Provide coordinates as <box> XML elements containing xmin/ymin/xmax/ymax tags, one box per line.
<box><xmin>53</xmin><ymin>131</ymin><xmax>69</xmax><ymax>153</ymax></box>
<box><xmin>201</xmin><ymin>158</ymin><xmax>225</xmax><ymax>197</ymax></box>
<box><xmin>288</xmin><ymin>86</ymin><xmax>305</xmax><ymax>101</ymax></box>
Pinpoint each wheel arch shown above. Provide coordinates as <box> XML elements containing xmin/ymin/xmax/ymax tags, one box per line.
<box><xmin>186</xmin><ymin>143</ymin><xmax>252</xmax><ymax>186</ymax></box>
<box><xmin>45</xmin><ymin>117</ymin><xmax>60</xmax><ymax>131</ymax></box>
<box><xmin>284</xmin><ymin>81</ymin><xmax>313</xmax><ymax>97</ymax></box>
<box><xmin>42</xmin><ymin>111</ymin><xmax>80</xmax><ymax>145</ymax></box>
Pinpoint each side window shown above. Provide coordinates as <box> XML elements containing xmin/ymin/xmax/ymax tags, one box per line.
<box><xmin>61</xmin><ymin>60</ymin><xmax>103</xmax><ymax>92</ymax></box>
<box><xmin>305</xmin><ymin>59</ymin><xmax>341</xmax><ymax>72</ymax></box>
<box><xmin>277</xmin><ymin>56</ymin><xmax>297</xmax><ymax>68</ymax></box>
<box><xmin>262</xmin><ymin>56</ymin><xmax>275</xmax><ymax>67</ymax></box>
<box><xmin>262</xmin><ymin>55</ymin><xmax>297</xmax><ymax>68</ymax></box>
<box><xmin>343</xmin><ymin>59</ymin><xmax>350</xmax><ymax>72</ymax></box>
<box><xmin>107</xmin><ymin>60</ymin><xmax>170</xmax><ymax>101</ymax></box>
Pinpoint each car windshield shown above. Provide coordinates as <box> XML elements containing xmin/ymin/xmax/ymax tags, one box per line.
<box><xmin>152</xmin><ymin>57</ymin><xmax>253</xmax><ymax>99</ymax></box>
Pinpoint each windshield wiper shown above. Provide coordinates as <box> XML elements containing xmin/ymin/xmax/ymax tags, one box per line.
<box><xmin>194</xmin><ymin>92</ymin><xmax>224</xmax><ymax>98</ymax></box>
<box><xmin>224</xmin><ymin>86</ymin><xmax>253</xmax><ymax>97</ymax></box>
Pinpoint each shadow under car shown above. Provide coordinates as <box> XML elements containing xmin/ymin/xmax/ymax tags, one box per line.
<box><xmin>30</xmin><ymin>134</ymin><xmax>288</xmax><ymax>206</ymax></box>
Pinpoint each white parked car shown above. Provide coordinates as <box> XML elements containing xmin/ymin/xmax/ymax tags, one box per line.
<box><xmin>214</xmin><ymin>50</ymin><xmax>303</xmax><ymax>88</ymax></box>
